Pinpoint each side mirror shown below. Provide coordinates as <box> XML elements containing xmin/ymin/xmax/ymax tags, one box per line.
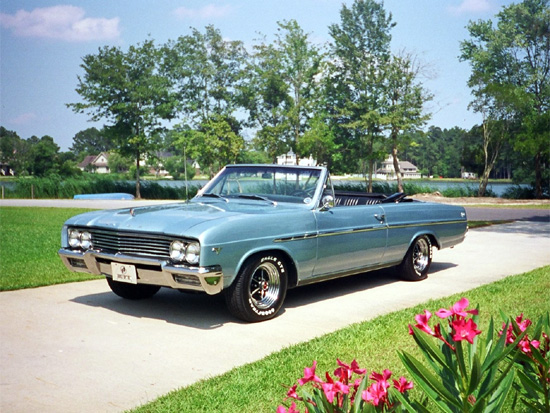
<box><xmin>320</xmin><ymin>195</ymin><xmax>334</xmax><ymax>211</ymax></box>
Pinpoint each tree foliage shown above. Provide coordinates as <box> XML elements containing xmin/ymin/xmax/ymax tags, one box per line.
<box><xmin>68</xmin><ymin>39</ymin><xmax>177</xmax><ymax>197</ymax></box>
<box><xmin>328</xmin><ymin>0</ymin><xmax>396</xmax><ymax>189</ymax></box>
<box><xmin>461</xmin><ymin>0</ymin><xmax>550</xmax><ymax>197</ymax></box>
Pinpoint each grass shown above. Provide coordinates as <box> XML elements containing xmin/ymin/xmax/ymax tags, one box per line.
<box><xmin>130</xmin><ymin>266</ymin><xmax>550</xmax><ymax>412</ymax></box>
<box><xmin>0</xmin><ymin>207</ymin><xmax>101</xmax><ymax>290</ymax></box>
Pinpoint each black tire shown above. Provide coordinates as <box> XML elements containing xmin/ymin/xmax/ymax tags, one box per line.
<box><xmin>106</xmin><ymin>277</ymin><xmax>161</xmax><ymax>300</ymax></box>
<box><xmin>398</xmin><ymin>236</ymin><xmax>432</xmax><ymax>281</ymax></box>
<box><xmin>225</xmin><ymin>253</ymin><xmax>288</xmax><ymax>322</ymax></box>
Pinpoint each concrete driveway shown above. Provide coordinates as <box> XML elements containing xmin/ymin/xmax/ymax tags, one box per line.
<box><xmin>1</xmin><ymin>211</ymin><xmax>549</xmax><ymax>412</ymax></box>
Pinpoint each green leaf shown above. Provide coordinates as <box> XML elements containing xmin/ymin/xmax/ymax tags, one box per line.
<box><xmin>410</xmin><ymin>327</ymin><xmax>452</xmax><ymax>371</ymax></box>
<box><xmin>516</xmin><ymin>369</ymin><xmax>543</xmax><ymax>399</ymax></box>
<box><xmin>398</xmin><ymin>352</ymin><xmax>458</xmax><ymax>411</ymax></box>
<box><xmin>480</xmin><ymin>369</ymin><xmax>515</xmax><ymax>413</ymax></box>
<box><xmin>467</xmin><ymin>352</ymin><xmax>482</xmax><ymax>396</ymax></box>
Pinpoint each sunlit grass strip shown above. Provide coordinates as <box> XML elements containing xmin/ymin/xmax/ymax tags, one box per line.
<box><xmin>0</xmin><ymin>207</ymin><xmax>101</xmax><ymax>290</ymax></box>
<box><xmin>130</xmin><ymin>266</ymin><xmax>550</xmax><ymax>413</ymax></box>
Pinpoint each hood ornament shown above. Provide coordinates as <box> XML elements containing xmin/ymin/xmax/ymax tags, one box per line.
<box><xmin>129</xmin><ymin>208</ymin><xmax>135</xmax><ymax>217</ymax></box>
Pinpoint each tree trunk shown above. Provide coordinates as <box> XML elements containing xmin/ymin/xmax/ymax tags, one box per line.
<box><xmin>477</xmin><ymin>121</ymin><xmax>503</xmax><ymax>197</ymax></box>
<box><xmin>534</xmin><ymin>151</ymin><xmax>542</xmax><ymax>199</ymax></box>
<box><xmin>135</xmin><ymin>150</ymin><xmax>141</xmax><ymax>199</ymax></box>
<box><xmin>392</xmin><ymin>145</ymin><xmax>403</xmax><ymax>193</ymax></box>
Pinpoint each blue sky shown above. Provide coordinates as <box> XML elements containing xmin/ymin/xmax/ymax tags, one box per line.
<box><xmin>1</xmin><ymin>0</ymin><xmax>514</xmax><ymax>151</ymax></box>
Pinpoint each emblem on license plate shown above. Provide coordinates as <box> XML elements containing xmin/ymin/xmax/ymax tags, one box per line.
<box><xmin>111</xmin><ymin>263</ymin><xmax>137</xmax><ymax>284</ymax></box>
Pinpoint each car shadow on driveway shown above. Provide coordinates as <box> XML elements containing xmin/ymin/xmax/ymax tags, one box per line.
<box><xmin>71</xmin><ymin>288</ymin><xmax>233</xmax><ymax>329</ymax></box>
<box><xmin>70</xmin><ymin>263</ymin><xmax>459</xmax><ymax>328</ymax></box>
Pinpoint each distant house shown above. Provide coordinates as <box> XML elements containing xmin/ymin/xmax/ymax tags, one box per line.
<box><xmin>78</xmin><ymin>152</ymin><xmax>110</xmax><ymax>174</ymax></box>
<box><xmin>276</xmin><ymin>150</ymin><xmax>317</xmax><ymax>166</ymax></box>
<box><xmin>461</xmin><ymin>171</ymin><xmax>478</xmax><ymax>180</ymax></box>
<box><xmin>375</xmin><ymin>155</ymin><xmax>420</xmax><ymax>180</ymax></box>
<box><xmin>0</xmin><ymin>162</ymin><xmax>14</xmax><ymax>176</ymax></box>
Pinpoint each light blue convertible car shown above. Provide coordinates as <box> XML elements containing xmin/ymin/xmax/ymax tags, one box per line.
<box><xmin>59</xmin><ymin>164</ymin><xmax>467</xmax><ymax>322</ymax></box>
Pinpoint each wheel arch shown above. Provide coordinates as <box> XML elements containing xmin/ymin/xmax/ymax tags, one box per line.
<box><xmin>232</xmin><ymin>248</ymin><xmax>298</xmax><ymax>289</ymax></box>
<box><xmin>409</xmin><ymin>231</ymin><xmax>441</xmax><ymax>250</ymax></box>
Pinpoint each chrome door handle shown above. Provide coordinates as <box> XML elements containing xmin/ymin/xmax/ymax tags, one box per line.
<box><xmin>374</xmin><ymin>214</ymin><xmax>385</xmax><ymax>222</ymax></box>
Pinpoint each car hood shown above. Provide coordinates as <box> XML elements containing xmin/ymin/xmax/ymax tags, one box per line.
<box><xmin>65</xmin><ymin>199</ymin><xmax>306</xmax><ymax>236</ymax></box>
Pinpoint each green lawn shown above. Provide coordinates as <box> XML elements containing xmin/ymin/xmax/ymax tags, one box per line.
<box><xmin>130</xmin><ymin>266</ymin><xmax>550</xmax><ymax>412</ymax></box>
<box><xmin>0</xmin><ymin>207</ymin><xmax>101</xmax><ymax>290</ymax></box>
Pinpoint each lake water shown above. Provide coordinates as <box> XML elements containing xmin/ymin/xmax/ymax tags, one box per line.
<box><xmin>1</xmin><ymin>178</ymin><xmax>525</xmax><ymax>198</ymax></box>
<box><xmin>160</xmin><ymin>179</ymin><xmax>524</xmax><ymax>197</ymax></box>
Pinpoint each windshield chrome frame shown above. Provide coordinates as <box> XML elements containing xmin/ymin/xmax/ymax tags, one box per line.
<box><xmin>195</xmin><ymin>164</ymin><xmax>328</xmax><ymax>209</ymax></box>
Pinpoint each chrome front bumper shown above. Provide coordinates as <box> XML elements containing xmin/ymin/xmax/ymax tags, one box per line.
<box><xmin>58</xmin><ymin>249</ymin><xmax>224</xmax><ymax>295</ymax></box>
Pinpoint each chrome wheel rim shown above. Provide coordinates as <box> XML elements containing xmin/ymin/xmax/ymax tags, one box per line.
<box><xmin>413</xmin><ymin>238</ymin><xmax>430</xmax><ymax>274</ymax></box>
<box><xmin>249</xmin><ymin>262</ymin><xmax>281</xmax><ymax>309</ymax></box>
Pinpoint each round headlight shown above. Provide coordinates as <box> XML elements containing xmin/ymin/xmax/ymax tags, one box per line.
<box><xmin>80</xmin><ymin>231</ymin><xmax>92</xmax><ymax>250</ymax></box>
<box><xmin>68</xmin><ymin>229</ymin><xmax>81</xmax><ymax>248</ymax></box>
<box><xmin>170</xmin><ymin>240</ymin><xmax>185</xmax><ymax>262</ymax></box>
<box><xmin>184</xmin><ymin>242</ymin><xmax>200</xmax><ymax>265</ymax></box>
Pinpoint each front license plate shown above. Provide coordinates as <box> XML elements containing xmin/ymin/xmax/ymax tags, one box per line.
<box><xmin>111</xmin><ymin>263</ymin><xmax>137</xmax><ymax>284</ymax></box>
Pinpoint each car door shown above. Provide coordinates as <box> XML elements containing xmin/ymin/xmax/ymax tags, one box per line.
<box><xmin>310</xmin><ymin>204</ymin><xmax>388</xmax><ymax>278</ymax></box>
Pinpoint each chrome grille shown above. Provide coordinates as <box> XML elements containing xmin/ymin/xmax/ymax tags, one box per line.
<box><xmin>84</xmin><ymin>228</ymin><xmax>179</xmax><ymax>258</ymax></box>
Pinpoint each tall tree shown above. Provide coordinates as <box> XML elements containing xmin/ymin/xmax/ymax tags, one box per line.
<box><xmin>0</xmin><ymin>127</ymin><xmax>30</xmax><ymax>175</ymax></box>
<box><xmin>242</xmin><ymin>39</ymin><xmax>292</xmax><ymax>162</ymax></box>
<box><xmin>243</xmin><ymin>20</ymin><xmax>322</xmax><ymax>161</ymax></box>
<box><xmin>328</xmin><ymin>0</ymin><xmax>395</xmax><ymax>191</ymax></box>
<box><xmin>163</xmin><ymin>26</ymin><xmax>247</xmax><ymax>172</ymax></box>
<box><xmin>69</xmin><ymin>39</ymin><xmax>176</xmax><ymax>198</ymax></box>
<box><xmin>382</xmin><ymin>52</ymin><xmax>432</xmax><ymax>192</ymax></box>
<box><xmin>461</xmin><ymin>0</ymin><xmax>550</xmax><ymax>198</ymax></box>
<box><xmin>70</xmin><ymin>127</ymin><xmax>114</xmax><ymax>157</ymax></box>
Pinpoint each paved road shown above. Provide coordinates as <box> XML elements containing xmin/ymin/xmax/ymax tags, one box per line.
<box><xmin>1</xmin><ymin>212</ymin><xmax>549</xmax><ymax>412</ymax></box>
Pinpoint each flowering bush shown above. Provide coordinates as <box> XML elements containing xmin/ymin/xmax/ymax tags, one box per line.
<box><xmin>401</xmin><ymin>298</ymin><xmax>524</xmax><ymax>412</ymax></box>
<box><xmin>501</xmin><ymin>313</ymin><xmax>550</xmax><ymax>412</ymax></box>
<box><xmin>277</xmin><ymin>359</ymin><xmax>415</xmax><ymax>412</ymax></box>
<box><xmin>278</xmin><ymin>298</ymin><xmax>549</xmax><ymax>412</ymax></box>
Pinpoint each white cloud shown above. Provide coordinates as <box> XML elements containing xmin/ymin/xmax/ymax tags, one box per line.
<box><xmin>0</xmin><ymin>5</ymin><xmax>120</xmax><ymax>42</ymax></box>
<box><xmin>174</xmin><ymin>4</ymin><xmax>233</xmax><ymax>20</ymax></box>
<box><xmin>448</xmin><ymin>0</ymin><xmax>494</xmax><ymax>15</ymax></box>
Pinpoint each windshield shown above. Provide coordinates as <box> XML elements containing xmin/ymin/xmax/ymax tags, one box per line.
<box><xmin>198</xmin><ymin>165</ymin><xmax>322</xmax><ymax>204</ymax></box>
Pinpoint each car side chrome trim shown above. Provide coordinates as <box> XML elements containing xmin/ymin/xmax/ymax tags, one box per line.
<box><xmin>273</xmin><ymin>219</ymin><xmax>465</xmax><ymax>243</ymax></box>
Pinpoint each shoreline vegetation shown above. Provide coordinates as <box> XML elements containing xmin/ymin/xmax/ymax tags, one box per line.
<box><xmin>0</xmin><ymin>174</ymin><xmax>546</xmax><ymax>201</ymax></box>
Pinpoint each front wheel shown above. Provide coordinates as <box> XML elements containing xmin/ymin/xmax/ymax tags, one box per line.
<box><xmin>106</xmin><ymin>277</ymin><xmax>161</xmax><ymax>300</ymax></box>
<box><xmin>225</xmin><ymin>253</ymin><xmax>288</xmax><ymax>322</ymax></box>
<box><xmin>398</xmin><ymin>236</ymin><xmax>432</xmax><ymax>281</ymax></box>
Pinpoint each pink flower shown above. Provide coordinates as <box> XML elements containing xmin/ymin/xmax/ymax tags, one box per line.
<box><xmin>362</xmin><ymin>381</ymin><xmax>389</xmax><ymax>406</ymax></box>
<box><xmin>515</xmin><ymin>314</ymin><xmax>532</xmax><ymax>332</ymax></box>
<box><xmin>298</xmin><ymin>361</ymin><xmax>323</xmax><ymax>385</ymax></box>
<box><xmin>393</xmin><ymin>376</ymin><xmax>414</xmax><ymax>393</ymax></box>
<box><xmin>277</xmin><ymin>402</ymin><xmax>301</xmax><ymax>413</ymax></box>
<box><xmin>370</xmin><ymin>369</ymin><xmax>392</xmax><ymax>384</ymax></box>
<box><xmin>436</xmin><ymin>298</ymin><xmax>478</xmax><ymax>319</ymax></box>
<box><xmin>410</xmin><ymin>310</ymin><xmax>436</xmax><ymax>336</ymax></box>
<box><xmin>334</xmin><ymin>359</ymin><xmax>366</xmax><ymax>381</ymax></box>
<box><xmin>518</xmin><ymin>337</ymin><xmax>540</xmax><ymax>354</ymax></box>
<box><xmin>451</xmin><ymin>318</ymin><xmax>482</xmax><ymax>344</ymax></box>
<box><xmin>285</xmin><ymin>384</ymin><xmax>301</xmax><ymax>401</ymax></box>
<box><xmin>321</xmin><ymin>373</ymin><xmax>349</xmax><ymax>405</ymax></box>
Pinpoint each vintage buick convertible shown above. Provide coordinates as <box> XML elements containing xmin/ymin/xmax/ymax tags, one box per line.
<box><xmin>59</xmin><ymin>164</ymin><xmax>467</xmax><ymax>322</ymax></box>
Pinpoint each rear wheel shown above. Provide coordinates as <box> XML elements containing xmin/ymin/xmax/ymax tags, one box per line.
<box><xmin>398</xmin><ymin>236</ymin><xmax>432</xmax><ymax>281</ymax></box>
<box><xmin>106</xmin><ymin>277</ymin><xmax>161</xmax><ymax>300</ymax></box>
<box><xmin>225</xmin><ymin>253</ymin><xmax>288</xmax><ymax>322</ymax></box>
